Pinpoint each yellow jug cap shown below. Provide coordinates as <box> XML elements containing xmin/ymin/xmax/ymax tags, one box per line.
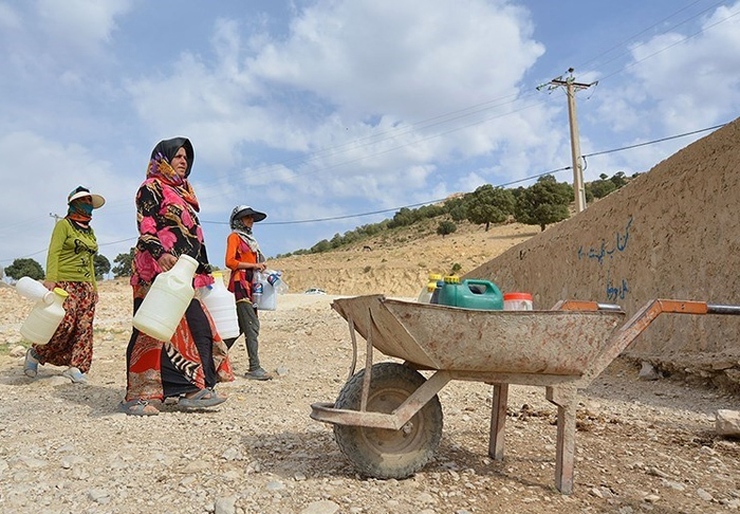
<box><xmin>429</xmin><ymin>273</ymin><xmax>442</xmax><ymax>280</ymax></box>
<box><xmin>53</xmin><ymin>287</ymin><xmax>69</xmax><ymax>298</ymax></box>
<box><xmin>444</xmin><ymin>275</ymin><xmax>460</xmax><ymax>284</ymax></box>
<box><xmin>212</xmin><ymin>271</ymin><xmax>223</xmax><ymax>278</ymax></box>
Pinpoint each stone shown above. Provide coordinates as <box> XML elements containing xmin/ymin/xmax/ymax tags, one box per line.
<box><xmin>299</xmin><ymin>500</ymin><xmax>340</xmax><ymax>514</ymax></box>
<box><xmin>639</xmin><ymin>361</ymin><xmax>660</xmax><ymax>381</ymax></box>
<box><xmin>715</xmin><ymin>409</ymin><xmax>740</xmax><ymax>436</ymax></box>
<box><xmin>215</xmin><ymin>496</ymin><xmax>237</xmax><ymax>514</ymax></box>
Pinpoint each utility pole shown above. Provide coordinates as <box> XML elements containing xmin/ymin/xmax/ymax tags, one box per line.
<box><xmin>538</xmin><ymin>68</ymin><xmax>597</xmax><ymax>213</ymax></box>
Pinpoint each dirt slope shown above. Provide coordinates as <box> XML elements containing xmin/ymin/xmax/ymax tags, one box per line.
<box><xmin>269</xmin><ymin>219</ymin><xmax>540</xmax><ymax>297</ymax></box>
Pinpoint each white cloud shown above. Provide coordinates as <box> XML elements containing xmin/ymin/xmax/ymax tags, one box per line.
<box><xmin>603</xmin><ymin>1</ymin><xmax>740</xmax><ymax>134</ymax></box>
<box><xmin>35</xmin><ymin>0</ymin><xmax>132</xmax><ymax>51</ymax></box>
<box><xmin>249</xmin><ymin>0</ymin><xmax>544</xmax><ymax>117</ymax></box>
<box><xmin>125</xmin><ymin>0</ymin><xmax>555</xmax><ymax>217</ymax></box>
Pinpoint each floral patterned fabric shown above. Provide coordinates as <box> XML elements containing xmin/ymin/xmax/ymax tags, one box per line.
<box><xmin>125</xmin><ymin>137</ymin><xmax>233</xmax><ymax>401</ymax></box>
<box><xmin>33</xmin><ymin>281</ymin><xmax>97</xmax><ymax>374</ymax></box>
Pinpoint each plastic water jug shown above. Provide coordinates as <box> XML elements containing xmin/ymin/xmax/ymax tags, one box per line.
<box><xmin>133</xmin><ymin>254</ymin><xmax>198</xmax><ymax>341</ymax></box>
<box><xmin>503</xmin><ymin>292</ymin><xmax>534</xmax><ymax>310</ymax></box>
<box><xmin>20</xmin><ymin>287</ymin><xmax>68</xmax><ymax>345</ymax></box>
<box><xmin>429</xmin><ymin>279</ymin><xmax>445</xmax><ymax>304</ymax></box>
<box><xmin>418</xmin><ymin>272</ymin><xmax>442</xmax><ymax>303</ymax></box>
<box><xmin>199</xmin><ymin>271</ymin><xmax>240</xmax><ymax>339</ymax></box>
<box><xmin>266</xmin><ymin>271</ymin><xmax>289</xmax><ymax>294</ymax></box>
<box><xmin>437</xmin><ymin>275</ymin><xmax>461</xmax><ymax>306</ymax></box>
<box><xmin>16</xmin><ymin>276</ymin><xmax>53</xmax><ymax>302</ymax></box>
<box><xmin>439</xmin><ymin>277</ymin><xmax>504</xmax><ymax>310</ymax></box>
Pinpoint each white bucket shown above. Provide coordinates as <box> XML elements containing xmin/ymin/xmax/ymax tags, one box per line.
<box><xmin>133</xmin><ymin>254</ymin><xmax>198</xmax><ymax>341</ymax></box>
<box><xmin>20</xmin><ymin>287</ymin><xmax>68</xmax><ymax>345</ymax></box>
<box><xmin>503</xmin><ymin>292</ymin><xmax>534</xmax><ymax>311</ymax></box>
<box><xmin>200</xmin><ymin>272</ymin><xmax>240</xmax><ymax>339</ymax></box>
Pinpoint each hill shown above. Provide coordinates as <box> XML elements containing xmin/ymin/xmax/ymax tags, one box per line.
<box><xmin>269</xmin><ymin>218</ymin><xmax>540</xmax><ymax>297</ymax></box>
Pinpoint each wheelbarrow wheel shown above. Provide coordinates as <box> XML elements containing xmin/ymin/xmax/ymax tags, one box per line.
<box><xmin>333</xmin><ymin>362</ymin><xmax>443</xmax><ymax>479</ymax></box>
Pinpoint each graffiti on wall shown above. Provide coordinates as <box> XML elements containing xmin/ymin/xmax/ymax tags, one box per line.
<box><xmin>606</xmin><ymin>271</ymin><xmax>629</xmax><ymax>301</ymax></box>
<box><xmin>577</xmin><ymin>216</ymin><xmax>633</xmax><ymax>301</ymax></box>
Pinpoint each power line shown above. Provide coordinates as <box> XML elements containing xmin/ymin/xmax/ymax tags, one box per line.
<box><xmin>1</xmin><ymin>120</ymin><xmax>730</xmax><ymax>266</ymax></box>
<box><xmin>199</xmin><ymin>122</ymin><xmax>726</xmax><ymax>227</ymax></box>
<box><xmin>573</xmin><ymin>0</ymin><xmax>727</xmax><ymax>73</ymax></box>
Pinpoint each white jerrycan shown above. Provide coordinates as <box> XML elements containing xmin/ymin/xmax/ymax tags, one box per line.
<box><xmin>16</xmin><ymin>276</ymin><xmax>53</xmax><ymax>302</ymax></box>
<box><xmin>20</xmin><ymin>286</ymin><xmax>69</xmax><ymax>345</ymax></box>
<box><xmin>199</xmin><ymin>271</ymin><xmax>240</xmax><ymax>339</ymax></box>
<box><xmin>132</xmin><ymin>254</ymin><xmax>198</xmax><ymax>341</ymax></box>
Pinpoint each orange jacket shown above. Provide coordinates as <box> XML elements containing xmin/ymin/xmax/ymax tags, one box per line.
<box><xmin>225</xmin><ymin>232</ymin><xmax>257</xmax><ymax>271</ymax></box>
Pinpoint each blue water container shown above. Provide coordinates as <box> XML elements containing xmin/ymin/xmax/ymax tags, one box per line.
<box><xmin>439</xmin><ymin>277</ymin><xmax>503</xmax><ymax>310</ymax></box>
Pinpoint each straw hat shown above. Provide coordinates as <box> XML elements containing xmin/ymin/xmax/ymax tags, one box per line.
<box><xmin>67</xmin><ymin>186</ymin><xmax>105</xmax><ymax>209</ymax></box>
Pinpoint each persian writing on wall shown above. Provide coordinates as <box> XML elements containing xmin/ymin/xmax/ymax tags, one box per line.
<box><xmin>577</xmin><ymin>216</ymin><xmax>633</xmax><ymax>302</ymax></box>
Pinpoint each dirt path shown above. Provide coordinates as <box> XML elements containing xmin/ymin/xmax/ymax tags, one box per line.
<box><xmin>1</xmin><ymin>284</ymin><xmax>739</xmax><ymax>514</ymax></box>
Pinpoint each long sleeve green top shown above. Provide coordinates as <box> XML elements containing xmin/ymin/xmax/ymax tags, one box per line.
<box><xmin>45</xmin><ymin>219</ymin><xmax>98</xmax><ymax>287</ymax></box>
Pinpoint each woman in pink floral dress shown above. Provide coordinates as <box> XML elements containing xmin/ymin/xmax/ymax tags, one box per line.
<box><xmin>120</xmin><ymin>137</ymin><xmax>233</xmax><ymax>416</ymax></box>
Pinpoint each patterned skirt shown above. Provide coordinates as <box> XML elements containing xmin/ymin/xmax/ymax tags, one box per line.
<box><xmin>125</xmin><ymin>288</ymin><xmax>233</xmax><ymax>401</ymax></box>
<box><xmin>33</xmin><ymin>281</ymin><xmax>97</xmax><ymax>373</ymax></box>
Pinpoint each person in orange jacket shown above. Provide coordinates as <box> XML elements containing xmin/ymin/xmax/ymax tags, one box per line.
<box><xmin>223</xmin><ymin>205</ymin><xmax>273</xmax><ymax>380</ymax></box>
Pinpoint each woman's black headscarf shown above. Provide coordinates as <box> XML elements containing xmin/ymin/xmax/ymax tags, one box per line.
<box><xmin>150</xmin><ymin>137</ymin><xmax>195</xmax><ymax>178</ymax></box>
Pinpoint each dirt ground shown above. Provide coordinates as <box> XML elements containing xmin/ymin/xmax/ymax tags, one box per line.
<box><xmin>1</xmin><ymin>262</ymin><xmax>739</xmax><ymax>513</ymax></box>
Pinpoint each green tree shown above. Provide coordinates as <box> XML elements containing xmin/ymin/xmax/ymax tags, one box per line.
<box><xmin>610</xmin><ymin>171</ymin><xmax>628</xmax><ymax>188</ymax></box>
<box><xmin>436</xmin><ymin>220</ymin><xmax>457</xmax><ymax>237</ymax></box>
<box><xmin>311</xmin><ymin>239</ymin><xmax>331</xmax><ymax>253</ymax></box>
<box><xmin>465</xmin><ymin>184</ymin><xmax>515</xmax><ymax>231</ymax></box>
<box><xmin>5</xmin><ymin>258</ymin><xmax>45</xmax><ymax>281</ymax></box>
<box><xmin>94</xmin><ymin>254</ymin><xmax>111</xmax><ymax>281</ymax></box>
<box><xmin>329</xmin><ymin>233</ymin><xmax>343</xmax><ymax>249</ymax></box>
<box><xmin>586</xmin><ymin>173</ymin><xmax>617</xmax><ymax>199</ymax></box>
<box><xmin>514</xmin><ymin>175</ymin><xmax>572</xmax><ymax>231</ymax></box>
<box><xmin>448</xmin><ymin>202</ymin><xmax>468</xmax><ymax>222</ymax></box>
<box><xmin>416</xmin><ymin>204</ymin><xmax>445</xmax><ymax>219</ymax></box>
<box><xmin>387</xmin><ymin>207</ymin><xmax>419</xmax><ymax>229</ymax></box>
<box><xmin>112</xmin><ymin>248</ymin><xmax>134</xmax><ymax>278</ymax></box>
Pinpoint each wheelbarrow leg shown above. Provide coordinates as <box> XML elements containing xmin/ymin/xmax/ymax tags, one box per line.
<box><xmin>546</xmin><ymin>385</ymin><xmax>577</xmax><ymax>494</ymax></box>
<box><xmin>488</xmin><ymin>383</ymin><xmax>509</xmax><ymax>461</ymax></box>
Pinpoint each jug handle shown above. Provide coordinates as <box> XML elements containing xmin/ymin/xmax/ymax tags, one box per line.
<box><xmin>465</xmin><ymin>279</ymin><xmax>489</xmax><ymax>287</ymax></box>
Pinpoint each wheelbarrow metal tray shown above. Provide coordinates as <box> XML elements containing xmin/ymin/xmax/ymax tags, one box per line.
<box><xmin>332</xmin><ymin>295</ymin><xmax>625</xmax><ymax>376</ymax></box>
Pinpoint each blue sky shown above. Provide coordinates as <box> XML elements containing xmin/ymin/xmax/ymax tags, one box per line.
<box><xmin>1</xmin><ymin>0</ymin><xmax>738</xmax><ymax>273</ymax></box>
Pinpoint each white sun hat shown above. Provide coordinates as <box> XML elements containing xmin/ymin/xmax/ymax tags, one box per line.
<box><xmin>67</xmin><ymin>185</ymin><xmax>105</xmax><ymax>209</ymax></box>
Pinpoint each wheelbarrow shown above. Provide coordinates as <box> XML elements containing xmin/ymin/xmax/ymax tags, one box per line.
<box><xmin>310</xmin><ymin>295</ymin><xmax>740</xmax><ymax>494</ymax></box>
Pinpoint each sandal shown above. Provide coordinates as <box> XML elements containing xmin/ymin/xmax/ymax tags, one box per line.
<box><xmin>62</xmin><ymin>366</ymin><xmax>88</xmax><ymax>384</ymax></box>
<box><xmin>24</xmin><ymin>348</ymin><xmax>39</xmax><ymax>378</ymax></box>
<box><xmin>179</xmin><ymin>388</ymin><xmax>227</xmax><ymax>409</ymax></box>
<box><xmin>119</xmin><ymin>399</ymin><xmax>160</xmax><ymax>416</ymax></box>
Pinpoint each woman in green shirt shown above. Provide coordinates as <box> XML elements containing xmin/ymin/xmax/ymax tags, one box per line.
<box><xmin>23</xmin><ymin>186</ymin><xmax>105</xmax><ymax>383</ymax></box>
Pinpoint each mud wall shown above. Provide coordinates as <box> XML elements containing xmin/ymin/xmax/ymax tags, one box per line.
<box><xmin>468</xmin><ymin>118</ymin><xmax>740</xmax><ymax>386</ymax></box>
